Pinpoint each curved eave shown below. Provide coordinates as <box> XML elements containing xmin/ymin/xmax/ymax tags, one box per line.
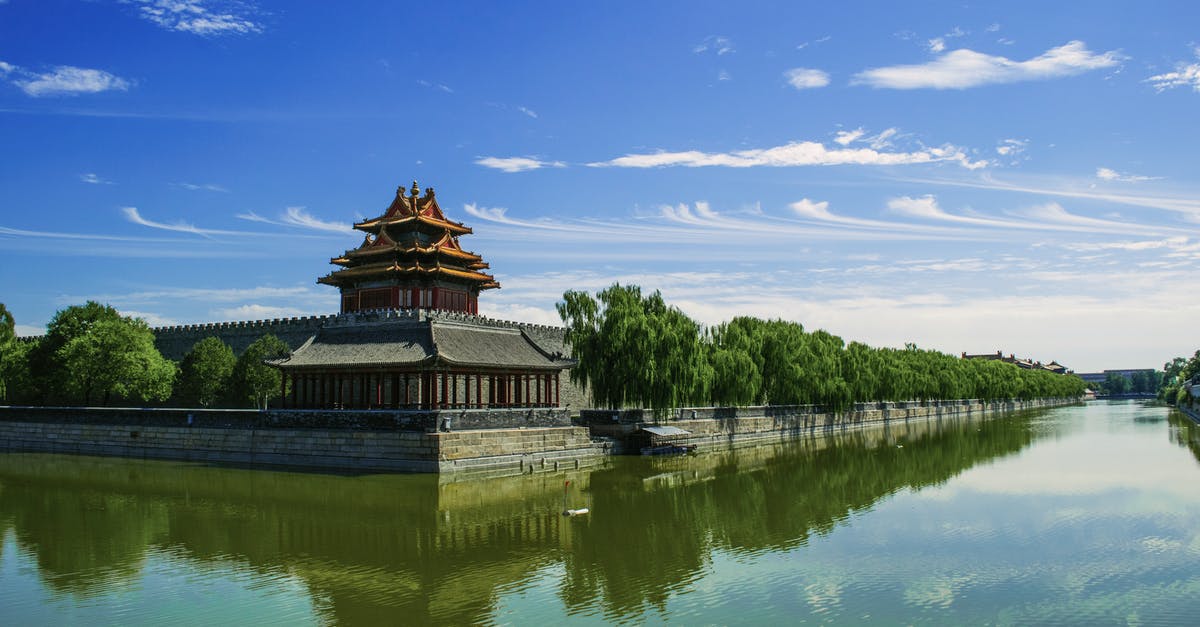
<box><xmin>318</xmin><ymin>262</ymin><xmax>498</xmax><ymax>286</ymax></box>
<box><xmin>354</xmin><ymin>214</ymin><xmax>471</xmax><ymax>235</ymax></box>
<box><xmin>343</xmin><ymin>244</ymin><xmax>484</xmax><ymax>263</ymax></box>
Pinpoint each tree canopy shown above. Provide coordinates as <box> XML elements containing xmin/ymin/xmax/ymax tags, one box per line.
<box><xmin>230</xmin><ymin>334</ymin><xmax>290</xmax><ymax>410</ymax></box>
<box><xmin>176</xmin><ymin>336</ymin><xmax>237</xmax><ymax>408</ymax></box>
<box><xmin>55</xmin><ymin>316</ymin><xmax>176</xmax><ymax>406</ymax></box>
<box><xmin>558</xmin><ymin>284</ymin><xmax>1087</xmax><ymax>413</ymax></box>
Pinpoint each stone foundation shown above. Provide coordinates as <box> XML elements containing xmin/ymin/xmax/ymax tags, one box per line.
<box><xmin>0</xmin><ymin>406</ymin><xmax>605</xmax><ymax>476</ymax></box>
<box><xmin>587</xmin><ymin>398</ymin><xmax>1080</xmax><ymax>452</ymax></box>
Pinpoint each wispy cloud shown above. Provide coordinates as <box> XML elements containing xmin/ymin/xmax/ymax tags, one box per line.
<box><xmin>784</xmin><ymin>68</ymin><xmax>831</xmax><ymax>89</ymax></box>
<box><xmin>1145</xmin><ymin>48</ymin><xmax>1200</xmax><ymax>92</ymax></box>
<box><xmin>516</xmin><ymin>105</ymin><xmax>538</xmax><ymax>118</ymax></box>
<box><xmin>833</xmin><ymin>128</ymin><xmax>865</xmax><ymax>146</ymax></box>
<box><xmin>417</xmin><ymin>79</ymin><xmax>453</xmax><ymax>93</ymax></box>
<box><xmin>897</xmin><ymin>172</ymin><xmax>1200</xmax><ymax>217</ymax></box>
<box><xmin>80</xmin><ymin>172</ymin><xmax>113</xmax><ymax>185</ymax></box>
<box><xmin>887</xmin><ymin>195</ymin><xmax>1176</xmax><ymax>236</ymax></box>
<box><xmin>176</xmin><ymin>182</ymin><xmax>229</xmax><ymax>192</ymax></box>
<box><xmin>280</xmin><ymin>206</ymin><xmax>349</xmax><ymax>232</ymax></box>
<box><xmin>694</xmin><ymin>35</ymin><xmax>734</xmax><ymax>55</ymax></box>
<box><xmin>5</xmin><ymin>63</ymin><xmax>131</xmax><ymax>97</ymax></box>
<box><xmin>475</xmin><ymin>156</ymin><xmax>567</xmax><ymax>173</ymax></box>
<box><xmin>1096</xmin><ymin>167</ymin><xmax>1160</xmax><ymax>182</ymax></box>
<box><xmin>122</xmin><ymin>206</ymin><xmax>252</xmax><ymax>236</ymax></box>
<box><xmin>796</xmin><ymin>36</ymin><xmax>831</xmax><ymax>50</ymax></box>
<box><xmin>854</xmin><ymin>41</ymin><xmax>1122</xmax><ymax>89</ymax></box>
<box><xmin>995</xmin><ymin>138</ymin><xmax>1027</xmax><ymax>156</ymax></box>
<box><xmin>588</xmin><ymin>137</ymin><xmax>987</xmax><ymax>170</ymax></box>
<box><xmin>928</xmin><ymin>38</ymin><xmax>946</xmax><ymax>53</ymax></box>
<box><xmin>235</xmin><ymin>207</ymin><xmax>351</xmax><ymax>233</ymax></box>
<box><xmin>130</xmin><ymin>0</ymin><xmax>263</xmax><ymax>36</ymax></box>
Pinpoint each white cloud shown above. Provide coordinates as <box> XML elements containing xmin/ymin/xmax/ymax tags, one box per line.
<box><xmin>986</xmin><ymin>23</ymin><xmax>1001</xmax><ymax>33</ymax></box>
<box><xmin>213</xmin><ymin>304</ymin><xmax>308</xmax><ymax>320</ymax></box>
<box><xmin>833</xmin><ymin>128</ymin><xmax>864</xmax><ymax>146</ymax></box>
<box><xmin>717</xmin><ymin>69</ymin><xmax>731</xmax><ymax>81</ymax></box>
<box><xmin>1096</xmin><ymin>167</ymin><xmax>1160</xmax><ymax>182</ymax></box>
<box><xmin>1146</xmin><ymin>49</ymin><xmax>1200</xmax><ymax>92</ymax></box>
<box><xmin>235</xmin><ymin>207</ymin><xmax>351</xmax><ymax>233</ymax></box>
<box><xmin>517</xmin><ymin>105</ymin><xmax>538</xmax><ymax>119</ymax></box>
<box><xmin>80</xmin><ymin>172</ymin><xmax>113</xmax><ymax>185</ymax></box>
<box><xmin>280</xmin><ymin>206</ymin><xmax>349</xmax><ymax>232</ymax></box>
<box><xmin>176</xmin><ymin>182</ymin><xmax>229</xmax><ymax>192</ymax></box>
<box><xmin>12</xmin><ymin>65</ymin><xmax>131</xmax><ymax>97</ymax></box>
<box><xmin>694</xmin><ymin>35</ymin><xmax>734</xmax><ymax>55</ymax></box>
<box><xmin>854</xmin><ymin>41</ymin><xmax>1122</xmax><ymax>89</ymax></box>
<box><xmin>475</xmin><ymin>156</ymin><xmax>567</xmax><ymax>173</ymax></box>
<box><xmin>928</xmin><ymin>38</ymin><xmax>946</xmax><ymax>53</ymax></box>
<box><xmin>0</xmin><ymin>60</ymin><xmax>15</xmax><ymax>77</ymax></box>
<box><xmin>796</xmin><ymin>36</ymin><xmax>831</xmax><ymax>50</ymax></box>
<box><xmin>589</xmin><ymin>138</ymin><xmax>987</xmax><ymax>170</ymax></box>
<box><xmin>118</xmin><ymin>309</ymin><xmax>180</xmax><ymax>327</ymax></box>
<box><xmin>784</xmin><ymin>68</ymin><xmax>830</xmax><ymax>89</ymax></box>
<box><xmin>417</xmin><ymin>79</ymin><xmax>454</xmax><ymax>93</ymax></box>
<box><xmin>995</xmin><ymin>138</ymin><xmax>1027</xmax><ymax>156</ymax></box>
<box><xmin>131</xmin><ymin>0</ymin><xmax>263</xmax><ymax>36</ymax></box>
<box><xmin>122</xmin><ymin>206</ymin><xmax>250</xmax><ymax>236</ymax></box>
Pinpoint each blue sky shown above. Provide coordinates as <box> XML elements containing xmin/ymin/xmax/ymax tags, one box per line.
<box><xmin>2</xmin><ymin>1</ymin><xmax>1198</xmax><ymax>372</ymax></box>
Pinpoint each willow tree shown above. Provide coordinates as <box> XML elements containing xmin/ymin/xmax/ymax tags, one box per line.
<box><xmin>558</xmin><ymin>284</ymin><xmax>709</xmax><ymax>416</ymax></box>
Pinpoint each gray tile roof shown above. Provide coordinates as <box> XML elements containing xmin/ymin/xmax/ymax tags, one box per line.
<box><xmin>270</xmin><ymin>317</ymin><xmax>573</xmax><ymax>371</ymax></box>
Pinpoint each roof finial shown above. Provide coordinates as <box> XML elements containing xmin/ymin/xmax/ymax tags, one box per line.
<box><xmin>411</xmin><ymin>180</ymin><xmax>420</xmax><ymax>199</ymax></box>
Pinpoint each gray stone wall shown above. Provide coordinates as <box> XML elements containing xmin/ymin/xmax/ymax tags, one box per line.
<box><xmin>0</xmin><ymin>407</ymin><xmax>603</xmax><ymax>475</ymax></box>
<box><xmin>152</xmin><ymin>315</ymin><xmax>333</xmax><ymax>360</ymax></box>
<box><xmin>0</xmin><ymin>406</ymin><xmax>571</xmax><ymax>431</ymax></box>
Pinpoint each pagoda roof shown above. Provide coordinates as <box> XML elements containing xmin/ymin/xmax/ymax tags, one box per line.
<box><xmin>318</xmin><ymin>260</ymin><xmax>499</xmax><ymax>289</ymax></box>
<box><xmin>269</xmin><ymin>317</ymin><xmax>573</xmax><ymax>371</ymax></box>
<box><xmin>355</xmin><ymin>182</ymin><xmax>471</xmax><ymax>235</ymax></box>
<box><xmin>337</xmin><ymin>231</ymin><xmax>484</xmax><ymax>265</ymax></box>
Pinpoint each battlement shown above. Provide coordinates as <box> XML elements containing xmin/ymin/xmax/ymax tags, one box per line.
<box><xmin>153</xmin><ymin>313</ymin><xmax>337</xmax><ymax>336</ymax></box>
<box><xmin>15</xmin><ymin>308</ymin><xmax>568</xmax><ymax>362</ymax></box>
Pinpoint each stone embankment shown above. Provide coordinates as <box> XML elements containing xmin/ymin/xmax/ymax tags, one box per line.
<box><xmin>0</xmin><ymin>397</ymin><xmax>1077</xmax><ymax>476</ymax></box>
<box><xmin>0</xmin><ymin>407</ymin><xmax>606</xmax><ymax>476</ymax></box>
<box><xmin>583</xmin><ymin>397</ymin><xmax>1079</xmax><ymax>452</ymax></box>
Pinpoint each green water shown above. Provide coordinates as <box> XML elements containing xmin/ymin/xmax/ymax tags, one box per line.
<box><xmin>2</xmin><ymin>400</ymin><xmax>1199</xmax><ymax>625</ymax></box>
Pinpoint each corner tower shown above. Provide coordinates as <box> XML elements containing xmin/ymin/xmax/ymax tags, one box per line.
<box><xmin>318</xmin><ymin>181</ymin><xmax>499</xmax><ymax>314</ymax></box>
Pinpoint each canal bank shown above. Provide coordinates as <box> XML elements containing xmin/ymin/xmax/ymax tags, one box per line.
<box><xmin>0</xmin><ymin>397</ymin><xmax>1078</xmax><ymax>476</ymax></box>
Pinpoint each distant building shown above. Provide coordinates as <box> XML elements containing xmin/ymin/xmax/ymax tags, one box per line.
<box><xmin>960</xmin><ymin>351</ymin><xmax>1072</xmax><ymax>374</ymax></box>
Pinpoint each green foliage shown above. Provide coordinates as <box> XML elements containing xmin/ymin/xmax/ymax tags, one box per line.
<box><xmin>230</xmin><ymin>334</ymin><xmax>290</xmax><ymax>410</ymax></box>
<box><xmin>1160</xmin><ymin>350</ymin><xmax>1200</xmax><ymax>404</ymax></box>
<box><xmin>56</xmin><ymin>316</ymin><xmax>176</xmax><ymax>406</ymax></box>
<box><xmin>558</xmin><ymin>284</ymin><xmax>1087</xmax><ymax>413</ymax></box>
<box><xmin>557</xmin><ymin>285</ymin><xmax>711</xmax><ymax>417</ymax></box>
<box><xmin>177</xmin><ymin>337</ymin><xmax>237</xmax><ymax>407</ymax></box>
<box><xmin>28</xmin><ymin>301</ymin><xmax>123</xmax><ymax>404</ymax></box>
<box><xmin>0</xmin><ymin>339</ymin><xmax>33</xmax><ymax>403</ymax></box>
<box><xmin>0</xmin><ymin>303</ymin><xmax>28</xmax><ymax>403</ymax></box>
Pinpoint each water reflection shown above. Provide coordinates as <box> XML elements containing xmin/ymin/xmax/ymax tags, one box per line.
<box><xmin>1169</xmin><ymin>410</ymin><xmax>1200</xmax><ymax>466</ymax></box>
<box><xmin>0</xmin><ymin>411</ymin><xmax>1041</xmax><ymax>624</ymax></box>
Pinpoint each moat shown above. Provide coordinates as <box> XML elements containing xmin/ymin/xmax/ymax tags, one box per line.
<box><xmin>2</xmin><ymin>400</ymin><xmax>1199</xmax><ymax>625</ymax></box>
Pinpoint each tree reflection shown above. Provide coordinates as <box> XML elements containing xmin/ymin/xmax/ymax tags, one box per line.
<box><xmin>0</xmin><ymin>411</ymin><xmax>1041</xmax><ymax>624</ymax></box>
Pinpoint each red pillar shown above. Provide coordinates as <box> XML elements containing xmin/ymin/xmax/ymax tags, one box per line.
<box><xmin>376</xmin><ymin>374</ymin><xmax>383</xmax><ymax>407</ymax></box>
<box><xmin>441</xmin><ymin>371</ymin><xmax>449</xmax><ymax>409</ymax></box>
